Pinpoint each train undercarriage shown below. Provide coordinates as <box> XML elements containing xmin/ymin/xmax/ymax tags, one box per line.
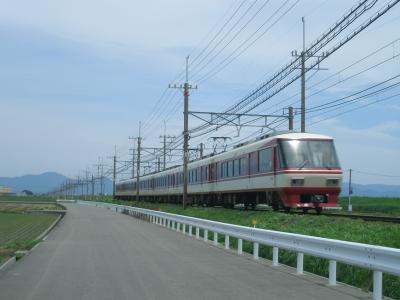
<box><xmin>115</xmin><ymin>188</ymin><xmax>340</xmax><ymax>214</ymax></box>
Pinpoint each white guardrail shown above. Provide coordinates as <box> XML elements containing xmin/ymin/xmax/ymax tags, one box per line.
<box><xmin>77</xmin><ymin>200</ymin><xmax>400</xmax><ymax>300</ymax></box>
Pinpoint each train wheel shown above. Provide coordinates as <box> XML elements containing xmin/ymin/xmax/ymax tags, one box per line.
<box><xmin>316</xmin><ymin>207</ymin><xmax>322</xmax><ymax>215</ymax></box>
<box><xmin>302</xmin><ymin>208</ymin><xmax>309</xmax><ymax>214</ymax></box>
<box><xmin>284</xmin><ymin>207</ymin><xmax>291</xmax><ymax>213</ymax></box>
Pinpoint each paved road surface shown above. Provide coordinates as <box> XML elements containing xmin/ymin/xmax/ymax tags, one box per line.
<box><xmin>0</xmin><ymin>204</ymin><xmax>372</xmax><ymax>300</ymax></box>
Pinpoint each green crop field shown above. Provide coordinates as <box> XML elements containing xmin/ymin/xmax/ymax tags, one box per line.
<box><xmin>339</xmin><ymin>196</ymin><xmax>400</xmax><ymax>215</ymax></box>
<box><xmin>103</xmin><ymin>199</ymin><xmax>400</xmax><ymax>299</ymax></box>
<box><xmin>0</xmin><ymin>195</ymin><xmax>57</xmax><ymax>203</ymax></box>
<box><xmin>0</xmin><ymin>212</ymin><xmax>58</xmax><ymax>264</ymax></box>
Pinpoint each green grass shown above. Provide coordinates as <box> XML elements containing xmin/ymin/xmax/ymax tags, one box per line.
<box><xmin>103</xmin><ymin>199</ymin><xmax>400</xmax><ymax>299</ymax></box>
<box><xmin>0</xmin><ymin>212</ymin><xmax>57</xmax><ymax>264</ymax></box>
<box><xmin>0</xmin><ymin>195</ymin><xmax>57</xmax><ymax>203</ymax></box>
<box><xmin>339</xmin><ymin>196</ymin><xmax>400</xmax><ymax>215</ymax></box>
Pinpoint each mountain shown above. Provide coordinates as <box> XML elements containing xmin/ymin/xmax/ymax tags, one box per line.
<box><xmin>341</xmin><ymin>182</ymin><xmax>400</xmax><ymax>197</ymax></box>
<box><xmin>1</xmin><ymin>172</ymin><xmax>399</xmax><ymax>197</ymax></box>
<box><xmin>0</xmin><ymin>172</ymin><xmax>112</xmax><ymax>194</ymax></box>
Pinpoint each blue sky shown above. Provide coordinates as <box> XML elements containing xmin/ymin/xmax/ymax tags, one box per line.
<box><xmin>1</xmin><ymin>0</ymin><xmax>399</xmax><ymax>185</ymax></box>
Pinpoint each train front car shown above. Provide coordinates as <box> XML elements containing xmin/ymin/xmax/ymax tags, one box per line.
<box><xmin>275</xmin><ymin>133</ymin><xmax>342</xmax><ymax>213</ymax></box>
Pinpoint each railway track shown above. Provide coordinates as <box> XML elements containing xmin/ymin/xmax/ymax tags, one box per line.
<box><xmin>321</xmin><ymin>212</ymin><xmax>400</xmax><ymax>223</ymax></box>
<box><xmin>289</xmin><ymin>211</ymin><xmax>400</xmax><ymax>224</ymax></box>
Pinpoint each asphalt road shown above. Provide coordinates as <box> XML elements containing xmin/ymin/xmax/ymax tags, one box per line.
<box><xmin>0</xmin><ymin>203</ymin><xmax>372</xmax><ymax>300</ymax></box>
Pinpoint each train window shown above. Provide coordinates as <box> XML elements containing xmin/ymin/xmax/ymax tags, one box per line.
<box><xmin>280</xmin><ymin>139</ymin><xmax>340</xmax><ymax>169</ymax></box>
<box><xmin>240</xmin><ymin>158</ymin><xmax>247</xmax><ymax>176</ymax></box>
<box><xmin>250</xmin><ymin>152</ymin><xmax>258</xmax><ymax>174</ymax></box>
<box><xmin>228</xmin><ymin>161</ymin><xmax>233</xmax><ymax>177</ymax></box>
<box><xmin>233</xmin><ymin>160</ymin><xmax>239</xmax><ymax>177</ymax></box>
<box><xmin>259</xmin><ymin>148</ymin><xmax>273</xmax><ymax>172</ymax></box>
<box><xmin>206</xmin><ymin>166</ymin><xmax>209</xmax><ymax>181</ymax></box>
<box><xmin>224</xmin><ymin>162</ymin><xmax>227</xmax><ymax>177</ymax></box>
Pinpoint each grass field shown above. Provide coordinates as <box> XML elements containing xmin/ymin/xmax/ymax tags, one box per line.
<box><xmin>0</xmin><ymin>202</ymin><xmax>62</xmax><ymax>213</ymax></box>
<box><xmin>105</xmin><ymin>199</ymin><xmax>400</xmax><ymax>299</ymax></box>
<box><xmin>0</xmin><ymin>212</ymin><xmax>58</xmax><ymax>264</ymax></box>
<box><xmin>339</xmin><ymin>196</ymin><xmax>400</xmax><ymax>215</ymax></box>
<box><xmin>0</xmin><ymin>195</ymin><xmax>56</xmax><ymax>202</ymax></box>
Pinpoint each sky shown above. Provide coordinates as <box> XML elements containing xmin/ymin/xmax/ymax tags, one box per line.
<box><xmin>0</xmin><ymin>0</ymin><xmax>399</xmax><ymax>185</ymax></box>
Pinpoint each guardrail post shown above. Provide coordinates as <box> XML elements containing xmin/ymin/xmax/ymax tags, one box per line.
<box><xmin>213</xmin><ymin>232</ymin><xmax>218</xmax><ymax>245</ymax></box>
<box><xmin>238</xmin><ymin>239</ymin><xmax>243</xmax><ymax>255</ymax></box>
<box><xmin>182</xmin><ymin>224</ymin><xmax>186</xmax><ymax>234</ymax></box>
<box><xmin>225</xmin><ymin>235</ymin><xmax>230</xmax><ymax>249</ymax></box>
<box><xmin>273</xmin><ymin>247</ymin><xmax>279</xmax><ymax>266</ymax></box>
<box><xmin>373</xmin><ymin>271</ymin><xmax>382</xmax><ymax>300</ymax></box>
<box><xmin>204</xmin><ymin>229</ymin><xmax>208</xmax><ymax>242</ymax></box>
<box><xmin>167</xmin><ymin>219</ymin><xmax>170</xmax><ymax>228</ymax></box>
<box><xmin>253</xmin><ymin>242</ymin><xmax>259</xmax><ymax>260</ymax></box>
<box><xmin>296</xmin><ymin>253</ymin><xmax>304</xmax><ymax>275</ymax></box>
<box><xmin>176</xmin><ymin>223</ymin><xmax>180</xmax><ymax>232</ymax></box>
<box><xmin>189</xmin><ymin>225</ymin><xmax>192</xmax><ymax>236</ymax></box>
<box><xmin>196</xmin><ymin>227</ymin><xmax>200</xmax><ymax>239</ymax></box>
<box><xmin>329</xmin><ymin>260</ymin><xmax>337</xmax><ymax>285</ymax></box>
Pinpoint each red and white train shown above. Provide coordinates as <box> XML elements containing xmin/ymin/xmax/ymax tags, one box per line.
<box><xmin>115</xmin><ymin>132</ymin><xmax>342</xmax><ymax>213</ymax></box>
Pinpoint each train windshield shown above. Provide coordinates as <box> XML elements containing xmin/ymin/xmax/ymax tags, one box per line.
<box><xmin>280</xmin><ymin>139</ymin><xmax>340</xmax><ymax>169</ymax></box>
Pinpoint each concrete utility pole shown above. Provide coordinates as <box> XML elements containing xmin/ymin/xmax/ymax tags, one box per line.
<box><xmin>84</xmin><ymin>170</ymin><xmax>90</xmax><ymax>201</ymax></box>
<box><xmin>91</xmin><ymin>174</ymin><xmax>95</xmax><ymax>200</ymax></box>
<box><xmin>183</xmin><ymin>57</ymin><xmax>189</xmax><ymax>210</ymax></box>
<box><xmin>288</xmin><ymin>106</ymin><xmax>294</xmax><ymax>130</ymax></box>
<box><xmin>136</xmin><ymin>122</ymin><xmax>142</xmax><ymax>201</ymax></box>
<box><xmin>348</xmin><ymin>168</ymin><xmax>353</xmax><ymax>212</ymax></box>
<box><xmin>113</xmin><ymin>147</ymin><xmax>117</xmax><ymax>199</ymax></box>
<box><xmin>129</xmin><ymin>136</ymin><xmax>136</xmax><ymax>179</ymax></box>
<box><xmin>199</xmin><ymin>143</ymin><xmax>204</xmax><ymax>159</ymax></box>
<box><xmin>169</xmin><ymin>56</ymin><xmax>197</xmax><ymax>209</ymax></box>
<box><xmin>292</xmin><ymin>17</ymin><xmax>327</xmax><ymax>133</ymax></box>
<box><xmin>301</xmin><ymin>17</ymin><xmax>306</xmax><ymax>133</ymax></box>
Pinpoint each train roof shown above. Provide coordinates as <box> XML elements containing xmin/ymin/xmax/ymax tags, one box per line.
<box><xmin>117</xmin><ymin>132</ymin><xmax>334</xmax><ymax>184</ymax></box>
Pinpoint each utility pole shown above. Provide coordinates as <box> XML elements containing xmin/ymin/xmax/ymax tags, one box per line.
<box><xmin>136</xmin><ymin>122</ymin><xmax>142</xmax><ymax>201</ymax></box>
<box><xmin>100</xmin><ymin>162</ymin><xmax>104</xmax><ymax>196</ymax></box>
<box><xmin>301</xmin><ymin>17</ymin><xmax>306</xmax><ymax>133</ymax></box>
<box><xmin>84</xmin><ymin>170</ymin><xmax>90</xmax><ymax>201</ymax></box>
<box><xmin>91</xmin><ymin>174</ymin><xmax>95</xmax><ymax>201</ymax></box>
<box><xmin>169</xmin><ymin>56</ymin><xmax>197</xmax><ymax>209</ymax></box>
<box><xmin>112</xmin><ymin>146</ymin><xmax>117</xmax><ymax>199</ymax></box>
<box><xmin>288</xmin><ymin>106</ymin><xmax>294</xmax><ymax>130</ymax></box>
<box><xmin>348</xmin><ymin>168</ymin><xmax>353</xmax><ymax>212</ymax></box>
<box><xmin>199</xmin><ymin>143</ymin><xmax>204</xmax><ymax>159</ymax></box>
<box><xmin>129</xmin><ymin>136</ymin><xmax>136</xmax><ymax>179</ymax></box>
<box><xmin>292</xmin><ymin>17</ymin><xmax>327</xmax><ymax>133</ymax></box>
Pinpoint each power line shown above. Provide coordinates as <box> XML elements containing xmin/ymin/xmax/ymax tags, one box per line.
<box><xmin>353</xmin><ymin>170</ymin><xmax>400</xmax><ymax>178</ymax></box>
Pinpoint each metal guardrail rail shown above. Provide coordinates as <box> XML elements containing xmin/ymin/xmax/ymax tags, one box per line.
<box><xmin>77</xmin><ymin>200</ymin><xmax>400</xmax><ymax>300</ymax></box>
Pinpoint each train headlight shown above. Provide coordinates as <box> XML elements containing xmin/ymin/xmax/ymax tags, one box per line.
<box><xmin>326</xmin><ymin>178</ymin><xmax>339</xmax><ymax>187</ymax></box>
<box><xmin>291</xmin><ymin>178</ymin><xmax>304</xmax><ymax>186</ymax></box>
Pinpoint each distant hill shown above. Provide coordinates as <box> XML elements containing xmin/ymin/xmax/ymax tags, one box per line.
<box><xmin>1</xmin><ymin>172</ymin><xmax>398</xmax><ymax>197</ymax></box>
<box><xmin>341</xmin><ymin>182</ymin><xmax>400</xmax><ymax>197</ymax></box>
<box><xmin>0</xmin><ymin>172</ymin><xmax>112</xmax><ymax>194</ymax></box>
